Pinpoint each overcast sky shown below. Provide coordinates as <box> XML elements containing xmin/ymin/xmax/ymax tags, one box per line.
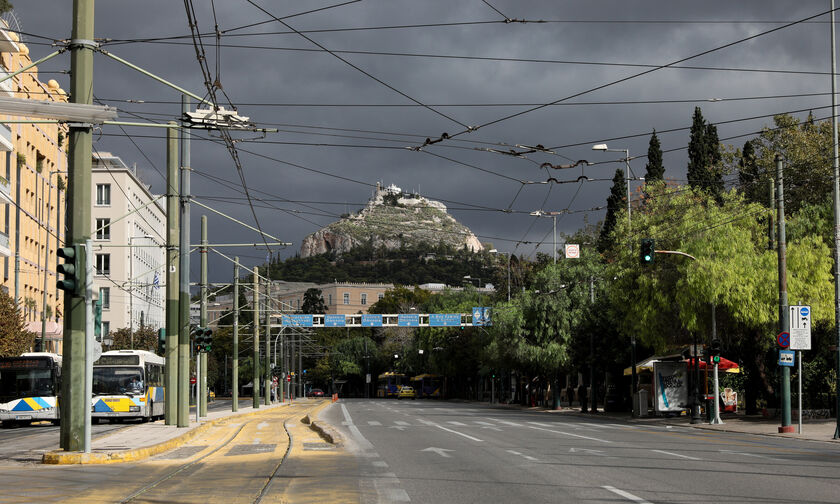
<box><xmin>7</xmin><ymin>1</ymin><xmax>838</xmax><ymax>282</ymax></box>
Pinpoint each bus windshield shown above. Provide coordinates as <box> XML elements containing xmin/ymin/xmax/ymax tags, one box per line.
<box><xmin>0</xmin><ymin>368</ymin><xmax>54</xmax><ymax>402</ymax></box>
<box><xmin>93</xmin><ymin>367</ymin><xmax>144</xmax><ymax>396</ymax></box>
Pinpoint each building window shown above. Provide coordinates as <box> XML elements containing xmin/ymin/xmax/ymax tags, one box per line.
<box><xmin>95</xmin><ymin>254</ymin><xmax>110</xmax><ymax>276</ymax></box>
<box><xmin>95</xmin><ymin>218</ymin><xmax>111</xmax><ymax>240</ymax></box>
<box><xmin>378</xmin><ymin>293</ymin><xmax>384</xmax><ymax>301</ymax></box>
<box><xmin>101</xmin><ymin>321</ymin><xmax>110</xmax><ymax>339</ymax></box>
<box><xmin>96</xmin><ymin>184</ymin><xmax>111</xmax><ymax>205</ymax></box>
<box><xmin>100</xmin><ymin>287</ymin><xmax>110</xmax><ymax>309</ymax></box>
<box><xmin>343</xmin><ymin>293</ymin><xmax>350</xmax><ymax>305</ymax></box>
<box><xmin>328</xmin><ymin>294</ymin><xmax>332</xmax><ymax>305</ymax></box>
<box><xmin>360</xmin><ymin>293</ymin><xmax>367</xmax><ymax>305</ymax></box>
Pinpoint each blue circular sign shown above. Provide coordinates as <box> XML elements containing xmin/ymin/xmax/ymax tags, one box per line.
<box><xmin>777</xmin><ymin>332</ymin><xmax>790</xmax><ymax>348</ymax></box>
<box><xmin>800</xmin><ymin>306</ymin><xmax>810</xmax><ymax>317</ymax></box>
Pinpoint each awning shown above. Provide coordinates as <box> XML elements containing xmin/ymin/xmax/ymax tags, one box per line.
<box><xmin>685</xmin><ymin>357</ymin><xmax>740</xmax><ymax>373</ymax></box>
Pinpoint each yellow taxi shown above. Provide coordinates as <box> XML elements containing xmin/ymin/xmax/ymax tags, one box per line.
<box><xmin>398</xmin><ymin>386</ymin><xmax>416</xmax><ymax>400</ymax></box>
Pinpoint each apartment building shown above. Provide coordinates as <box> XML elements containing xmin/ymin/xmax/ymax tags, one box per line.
<box><xmin>91</xmin><ymin>152</ymin><xmax>166</xmax><ymax>340</ymax></box>
<box><xmin>0</xmin><ymin>23</ymin><xmax>68</xmax><ymax>352</ymax></box>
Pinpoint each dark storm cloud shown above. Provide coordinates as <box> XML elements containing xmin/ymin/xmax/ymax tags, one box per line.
<box><xmin>10</xmin><ymin>1</ymin><xmax>839</xmax><ymax>280</ymax></box>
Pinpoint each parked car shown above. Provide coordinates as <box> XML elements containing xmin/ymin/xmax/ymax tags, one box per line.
<box><xmin>398</xmin><ymin>386</ymin><xmax>416</xmax><ymax>400</ymax></box>
<box><xmin>308</xmin><ymin>388</ymin><xmax>325</xmax><ymax>397</ymax></box>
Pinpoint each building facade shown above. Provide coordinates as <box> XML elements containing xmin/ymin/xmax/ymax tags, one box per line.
<box><xmin>0</xmin><ymin>23</ymin><xmax>68</xmax><ymax>352</ymax></box>
<box><xmin>91</xmin><ymin>152</ymin><xmax>166</xmax><ymax>340</ymax></box>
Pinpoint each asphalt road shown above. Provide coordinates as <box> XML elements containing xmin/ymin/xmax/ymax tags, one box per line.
<box><xmin>322</xmin><ymin>399</ymin><xmax>840</xmax><ymax>504</ymax></box>
<box><xmin>0</xmin><ymin>399</ymin><xmax>251</xmax><ymax>465</ymax></box>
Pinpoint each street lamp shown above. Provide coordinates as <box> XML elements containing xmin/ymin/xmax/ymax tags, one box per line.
<box><xmin>591</xmin><ymin>143</ymin><xmax>632</xmax><ymax>229</ymax></box>
<box><xmin>529</xmin><ymin>211</ymin><xmax>562</xmax><ymax>263</ymax></box>
<box><xmin>128</xmin><ymin>234</ymin><xmax>152</xmax><ymax>349</ymax></box>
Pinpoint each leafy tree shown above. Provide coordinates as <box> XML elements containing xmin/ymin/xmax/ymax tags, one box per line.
<box><xmin>0</xmin><ymin>291</ymin><xmax>34</xmax><ymax>356</ymax></box>
<box><xmin>301</xmin><ymin>288</ymin><xmax>327</xmax><ymax>314</ymax></box>
<box><xmin>598</xmin><ymin>169</ymin><xmax>626</xmax><ymax>254</ymax></box>
<box><xmin>108</xmin><ymin>326</ymin><xmax>159</xmax><ymax>353</ymax></box>
<box><xmin>644</xmin><ymin>130</ymin><xmax>664</xmax><ymax>183</ymax></box>
<box><xmin>0</xmin><ymin>1</ymin><xmax>12</xmax><ymax>15</ymax></box>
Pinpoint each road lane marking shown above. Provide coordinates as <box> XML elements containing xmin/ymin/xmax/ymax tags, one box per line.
<box><xmin>719</xmin><ymin>449</ymin><xmax>783</xmax><ymax>461</ymax></box>
<box><xmin>473</xmin><ymin>421</ymin><xmax>494</xmax><ymax>426</ymax></box>
<box><xmin>367</xmin><ymin>421</ymin><xmax>381</xmax><ymax>426</ymax></box>
<box><xmin>506</xmin><ymin>449</ymin><xmax>538</xmax><ymax>461</ymax></box>
<box><xmin>394</xmin><ymin>421</ymin><xmax>410</xmax><ymax>426</ymax></box>
<box><xmin>447</xmin><ymin>421</ymin><xmax>467</xmax><ymax>426</ymax></box>
<box><xmin>651</xmin><ymin>449</ymin><xmax>701</xmax><ymax>461</ymax></box>
<box><xmin>527</xmin><ymin>425</ymin><xmax>612</xmax><ymax>443</ymax></box>
<box><xmin>340</xmin><ymin>403</ymin><xmax>374</xmax><ymax>450</ymax></box>
<box><xmin>434</xmin><ymin>424</ymin><xmax>483</xmax><ymax>442</ymax></box>
<box><xmin>603</xmin><ymin>486</ymin><xmax>653</xmax><ymax>504</ymax></box>
<box><xmin>421</xmin><ymin>447</ymin><xmax>454</xmax><ymax>458</ymax></box>
<box><xmin>372</xmin><ymin>460</ymin><xmax>388</xmax><ymax>468</ymax></box>
<box><xmin>528</xmin><ymin>422</ymin><xmax>552</xmax><ymax>427</ymax></box>
<box><xmin>488</xmin><ymin>418</ymin><xmax>522</xmax><ymax>427</ymax></box>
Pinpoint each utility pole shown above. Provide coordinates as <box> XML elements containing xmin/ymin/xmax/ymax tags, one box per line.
<box><xmin>232</xmin><ymin>257</ymin><xmax>239</xmax><ymax>412</ymax></box>
<box><xmin>299</xmin><ymin>338</ymin><xmax>303</xmax><ymax>398</ymax></box>
<box><xmin>590</xmin><ymin>277</ymin><xmax>596</xmax><ymax>414</ymax></box>
<box><xmin>60</xmin><ymin>0</ymin><xmax>94</xmax><ymax>452</ymax></box>
<box><xmin>264</xmin><ymin>275</ymin><xmax>271</xmax><ymax>405</ymax></box>
<box><xmin>177</xmin><ymin>96</ymin><xmax>191</xmax><ymax>427</ymax></box>
<box><xmin>253</xmin><ymin>266</ymin><xmax>260</xmax><ymax>408</ymax></box>
<box><xmin>776</xmin><ymin>154</ymin><xmax>793</xmax><ymax>433</ymax></box>
<box><xmin>200</xmin><ymin>215</ymin><xmax>208</xmax><ymax>418</ymax></box>
<box><xmin>165</xmin><ymin>122</ymin><xmax>180</xmax><ymax>425</ymax></box>
<box><xmin>831</xmin><ymin>0</ymin><xmax>840</xmax><ymax>441</ymax></box>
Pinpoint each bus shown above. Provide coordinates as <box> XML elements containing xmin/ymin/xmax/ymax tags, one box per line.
<box><xmin>411</xmin><ymin>374</ymin><xmax>443</xmax><ymax>399</ymax></box>
<box><xmin>376</xmin><ymin>372</ymin><xmax>406</xmax><ymax>398</ymax></box>
<box><xmin>0</xmin><ymin>352</ymin><xmax>62</xmax><ymax>427</ymax></box>
<box><xmin>92</xmin><ymin>350</ymin><xmax>164</xmax><ymax>423</ymax></box>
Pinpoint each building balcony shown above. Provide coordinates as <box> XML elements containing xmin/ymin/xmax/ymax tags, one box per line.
<box><xmin>0</xmin><ymin>68</ymin><xmax>13</xmax><ymax>97</ymax></box>
<box><xmin>0</xmin><ymin>174</ymin><xmax>10</xmax><ymax>206</ymax></box>
<box><xmin>0</xmin><ymin>230</ymin><xmax>10</xmax><ymax>257</ymax></box>
<box><xmin>0</xmin><ymin>122</ymin><xmax>11</xmax><ymax>151</ymax></box>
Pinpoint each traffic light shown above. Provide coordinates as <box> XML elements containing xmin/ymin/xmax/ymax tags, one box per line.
<box><xmin>710</xmin><ymin>338</ymin><xmax>721</xmax><ymax>364</ymax></box>
<box><xmin>190</xmin><ymin>326</ymin><xmax>202</xmax><ymax>355</ymax></box>
<box><xmin>94</xmin><ymin>299</ymin><xmax>102</xmax><ymax>340</ymax></box>
<box><xmin>640</xmin><ymin>238</ymin><xmax>655</xmax><ymax>266</ymax></box>
<box><xmin>157</xmin><ymin>328</ymin><xmax>166</xmax><ymax>355</ymax></box>
<box><xmin>57</xmin><ymin>245</ymin><xmax>81</xmax><ymax>294</ymax></box>
<box><xmin>200</xmin><ymin>327</ymin><xmax>213</xmax><ymax>352</ymax></box>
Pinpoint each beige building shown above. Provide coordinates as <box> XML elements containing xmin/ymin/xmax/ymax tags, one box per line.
<box><xmin>0</xmin><ymin>23</ymin><xmax>69</xmax><ymax>352</ymax></box>
<box><xmin>91</xmin><ymin>152</ymin><xmax>166</xmax><ymax>339</ymax></box>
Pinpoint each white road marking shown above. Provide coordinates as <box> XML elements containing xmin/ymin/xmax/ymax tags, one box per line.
<box><xmin>528</xmin><ymin>422</ymin><xmax>552</xmax><ymax>427</ymax></box>
<box><xmin>527</xmin><ymin>425</ymin><xmax>612</xmax><ymax>443</ymax></box>
<box><xmin>421</xmin><ymin>447</ymin><xmax>454</xmax><ymax>458</ymax></box>
<box><xmin>569</xmin><ymin>447</ymin><xmax>605</xmax><ymax>456</ymax></box>
<box><xmin>719</xmin><ymin>449</ymin><xmax>781</xmax><ymax>461</ymax></box>
<box><xmin>256</xmin><ymin>421</ymin><xmax>268</xmax><ymax>430</ymax></box>
<box><xmin>488</xmin><ymin>418</ymin><xmax>522</xmax><ymax>427</ymax></box>
<box><xmin>607</xmin><ymin>423</ymin><xmax>640</xmax><ymax>429</ymax></box>
<box><xmin>473</xmin><ymin>421</ymin><xmax>494</xmax><ymax>426</ymax></box>
<box><xmin>372</xmin><ymin>460</ymin><xmax>389</xmax><ymax>468</ymax></box>
<box><xmin>389</xmin><ymin>426</ymin><xmax>408</xmax><ymax>431</ymax></box>
<box><xmin>432</xmin><ymin>423</ymin><xmax>483</xmax><ymax>442</ymax></box>
<box><xmin>506</xmin><ymin>449</ymin><xmax>538</xmax><ymax>461</ymax></box>
<box><xmin>367</xmin><ymin>421</ymin><xmax>382</xmax><ymax>426</ymax></box>
<box><xmin>603</xmin><ymin>486</ymin><xmax>652</xmax><ymax>504</ymax></box>
<box><xmin>340</xmin><ymin>403</ymin><xmax>374</xmax><ymax>450</ymax></box>
<box><xmin>394</xmin><ymin>420</ymin><xmax>410</xmax><ymax>426</ymax></box>
<box><xmin>447</xmin><ymin>421</ymin><xmax>467</xmax><ymax>426</ymax></box>
<box><xmin>651</xmin><ymin>449</ymin><xmax>701</xmax><ymax>461</ymax></box>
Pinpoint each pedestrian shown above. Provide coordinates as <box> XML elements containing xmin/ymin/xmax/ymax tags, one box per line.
<box><xmin>578</xmin><ymin>383</ymin><xmax>588</xmax><ymax>413</ymax></box>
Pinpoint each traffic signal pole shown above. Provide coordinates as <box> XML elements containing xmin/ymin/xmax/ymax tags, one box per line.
<box><xmin>178</xmin><ymin>97</ymin><xmax>191</xmax><ymax>428</ymax></box>
<box><xmin>232</xmin><ymin>257</ymin><xmax>239</xmax><ymax>412</ymax></box>
<box><xmin>253</xmin><ymin>267</ymin><xmax>261</xmax><ymax>408</ymax></box>
<box><xmin>165</xmin><ymin>122</ymin><xmax>180</xmax><ymax>426</ymax></box>
<box><xmin>776</xmin><ymin>154</ymin><xmax>793</xmax><ymax>433</ymax></box>
<box><xmin>264</xmin><ymin>276</ymin><xmax>271</xmax><ymax>405</ymax></box>
<box><xmin>60</xmin><ymin>0</ymin><xmax>94</xmax><ymax>452</ymax></box>
<box><xmin>200</xmin><ymin>215</ymin><xmax>208</xmax><ymax>418</ymax></box>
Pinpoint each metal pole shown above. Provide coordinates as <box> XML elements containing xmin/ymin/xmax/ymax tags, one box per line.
<box><xmin>200</xmin><ymin>216</ymin><xmax>208</xmax><ymax>418</ymax></box>
<box><xmin>507</xmin><ymin>253</ymin><xmax>511</xmax><ymax>302</ymax></box>
<box><xmin>129</xmin><ymin>238</ymin><xmax>133</xmax><ymax>349</ymax></box>
<box><xmin>279</xmin><ymin>328</ymin><xmax>284</xmax><ymax>402</ymax></box>
<box><xmin>691</xmin><ymin>333</ymin><xmax>702</xmax><ymax>424</ymax></box>
<box><xmin>711</xmin><ymin>304</ymin><xmax>723</xmax><ymax>424</ymax></box>
<box><xmin>264</xmin><ymin>275</ymin><xmax>271</xmax><ymax>406</ymax></box>
<box><xmin>590</xmin><ymin>277</ymin><xmax>596</xmax><ymax>414</ymax></box>
<box><xmin>232</xmin><ymin>257</ymin><xmax>239</xmax><ymax>412</ymax></box>
<box><xmin>61</xmin><ymin>0</ymin><xmax>94</xmax><ymax>451</ymax></box>
<box><xmin>83</xmin><ymin>239</ymin><xmax>93</xmax><ymax>453</ymax></box>
<box><xmin>553</xmin><ymin>215</ymin><xmax>556</xmax><ymax>264</ymax></box>
<box><xmin>40</xmin><ymin>171</ymin><xmax>57</xmax><ymax>350</ymax></box>
<box><xmin>798</xmin><ymin>350</ymin><xmax>803</xmax><ymax>434</ymax></box>
<box><xmin>831</xmin><ymin>0</ymin><xmax>840</xmax><ymax>440</ymax></box>
<box><xmin>625</xmin><ymin>149</ymin><xmax>631</xmax><ymax>227</ymax></box>
<box><xmin>253</xmin><ymin>267</ymin><xmax>260</xmax><ymax>408</ymax></box>
<box><xmin>299</xmin><ymin>338</ymin><xmax>303</xmax><ymax>398</ymax></box>
<box><xmin>776</xmin><ymin>154</ymin><xmax>793</xmax><ymax>432</ymax></box>
<box><xmin>195</xmin><ymin>352</ymin><xmax>200</xmax><ymax>423</ymax></box>
<box><xmin>177</xmin><ymin>97</ymin><xmax>190</xmax><ymax>428</ymax></box>
<box><xmin>165</xmin><ymin>123</ymin><xmax>180</xmax><ymax>426</ymax></box>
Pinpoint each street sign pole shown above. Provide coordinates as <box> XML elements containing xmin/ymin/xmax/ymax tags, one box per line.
<box><xmin>798</xmin><ymin>350</ymin><xmax>802</xmax><ymax>434</ymax></box>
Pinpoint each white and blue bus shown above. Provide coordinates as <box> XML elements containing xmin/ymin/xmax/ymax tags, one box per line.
<box><xmin>0</xmin><ymin>352</ymin><xmax>62</xmax><ymax>427</ymax></box>
<box><xmin>92</xmin><ymin>350</ymin><xmax>164</xmax><ymax>423</ymax></box>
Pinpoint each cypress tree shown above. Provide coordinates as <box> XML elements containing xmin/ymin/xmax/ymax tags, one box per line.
<box><xmin>687</xmin><ymin>107</ymin><xmax>707</xmax><ymax>190</ymax></box>
<box><xmin>737</xmin><ymin>140</ymin><xmax>763</xmax><ymax>205</ymax></box>
<box><xmin>644</xmin><ymin>130</ymin><xmax>664</xmax><ymax>183</ymax></box>
<box><xmin>598</xmin><ymin>168</ymin><xmax>626</xmax><ymax>254</ymax></box>
<box><xmin>704</xmin><ymin>122</ymin><xmax>723</xmax><ymax>200</ymax></box>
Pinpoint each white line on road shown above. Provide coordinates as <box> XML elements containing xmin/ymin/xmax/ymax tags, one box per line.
<box><xmin>394</xmin><ymin>420</ymin><xmax>410</xmax><ymax>426</ymax></box>
<box><xmin>446</xmin><ymin>421</ymin><xmax>467</xmax><ymax>426</ymax></box>
<box><xmin>602</xmin><ymin>486</ymin><xmax>653</xmax><ymax>504</ymax></box>
<box><xmin>487</xmin><ymin>418</ymin><xmax>522</xmax><ymax>427</ymax></box>
<box><xmin>527</xmin><ymin>425</ymin><xmax>612</xmax><ymax>443</ymax></box>
<box><xmin>367</xmin><ymin>421</ymin><xmax>382</xmax><ymax>426</ymax></box>
<box><xmin>340</xmin><ymin>403</ymin><xmax>374</xmax><ymax>450</ymax></box>
<box><xmin>434</xmin><ymin>423</ymin><xmax>483</xmax><ymax>442</ymax></box>
<box><xmin>651</xmin><ymin>449</ymin><xmax>701</xmax><ymax>461</ymax></box>
<box><xmin>506</xmin><ymin>449</ymin><xmax>538</xmax><ymax>461</ymax></box>
<box><xmin>473</xmin><ymin>421</ymin><xmax>494</xmax><ymax>426</ymax></box>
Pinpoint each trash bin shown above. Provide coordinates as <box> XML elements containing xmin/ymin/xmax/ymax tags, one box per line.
<box><xmin>634</xmin><ymin>389</ymin><xmax>649</xmax><ymax>417</ymax></box>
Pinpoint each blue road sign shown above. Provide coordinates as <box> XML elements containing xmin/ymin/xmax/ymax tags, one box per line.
<box><xmin>779</xmin><ymin>349</ymin><xmax>795</xmax><ymax>367</ymax></box>
<box><xmin>362</xmin><ymin>314</ymin><xmax>383</xmax><ymax>327</ymax></box>
<box><xmin>430</xmin><ymin>313</ymin><xmax>461</xmax><ymax>327</ymax></box>
<box><xmin>284</xmin><ymin>314</ymin><xmax>313</xmax><ymax>327</ymax></box>
<box><xmin>398</xmin><ymin>314</ymin><xmax>420</xmax><ymax>327</ymax></box>
<box><xmin>800</xmin><ymin>306</ymin><xmax>810</xmax><ymax>317</ymax></box>
<box><xmin>324</xmin><ymin>314</ymin><xmax>345</xmax><ymax>327</ymax></box>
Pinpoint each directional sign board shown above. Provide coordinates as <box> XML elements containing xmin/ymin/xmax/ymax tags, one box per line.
<box><xmin>283</xmin><ymin>314</ymin><xmax>313</xmax><ymax>327</ymax></box>
<box><xmin>324</xmin><ymin>314</ymin><xmax>346</xmax><ymax>327</ymax></box>
<box><xmin>398</xmin><ymin>314</ymin><xmax>420</xmax><ymax>327</ymax></box>
<box><xmin>779</xmin><ymin>349</ymin><xmax>795</xmax><ymax>367</ymax></box>
<box><xmin>789</xmin><ymin>305</ymin><xmax>811</xmax><ymax>350</ymax></box>
<box><xmin>361</xmin><ymin>314</ymin><xmax>383</xmax><ymax>327</ymax></box>
<box><xmin>429</xmin><ymin>313</ymin><xmax>461</xmax><ymax>327</ymax></box>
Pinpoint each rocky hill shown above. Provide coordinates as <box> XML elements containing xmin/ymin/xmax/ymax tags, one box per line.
<box><xmin>300</xmin><ymin>184</ymin><xmax>483</xmax><ymax>258</ymax></box>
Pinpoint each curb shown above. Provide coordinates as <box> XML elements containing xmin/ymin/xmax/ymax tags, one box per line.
<box><xmin>42</xmin><ymin>402</ymin><xmax>289</xmax><ymax>465</ymax></box>
<box><xmin>300</xmin><ymin>402</ymin><xmax>343</xmax><ymax>445</ymax></box>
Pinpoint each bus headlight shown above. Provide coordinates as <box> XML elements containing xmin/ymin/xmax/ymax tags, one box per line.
<box><xmin>129</xmin><ymin>406</ymin><xmax>141</xmax><ymax>412</ymax></box>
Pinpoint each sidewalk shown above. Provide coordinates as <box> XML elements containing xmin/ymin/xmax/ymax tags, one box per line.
<box><xmin>42</xmin><ymin>399</ymin><xmax>291</xmax><ymax>464</ymax></box>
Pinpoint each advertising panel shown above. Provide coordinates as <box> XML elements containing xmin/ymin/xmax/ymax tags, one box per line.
<box><xmin>653</xmin><ymin>361</ymin><xmax>688</xmax><ymax>414</ymax></box>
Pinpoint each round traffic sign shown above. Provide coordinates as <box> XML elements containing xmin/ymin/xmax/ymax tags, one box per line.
<box><xmin>190</xmin><ymin>377</ymin><xmax>197</xmax><ymax>385</ymax></box>
<box><xmin>777</xmin><ymin>331</ymin><xmax>790</xmax><ymax>348</ymax></box>
<box><xmin>565</xmin><ymin>244</ymin><xmax>580</xmax><ymax>259</ymax></box>
<box><xmin>800</xmin><ymin>306</ymin><xmax>810</xmax><ymax>317</ymax></box>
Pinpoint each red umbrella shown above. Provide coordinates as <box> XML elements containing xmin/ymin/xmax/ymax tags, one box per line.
<box><xmin>685</xmin><ymin>356</ymin><xmax>740</xmax><ymax>371</ymax></box>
